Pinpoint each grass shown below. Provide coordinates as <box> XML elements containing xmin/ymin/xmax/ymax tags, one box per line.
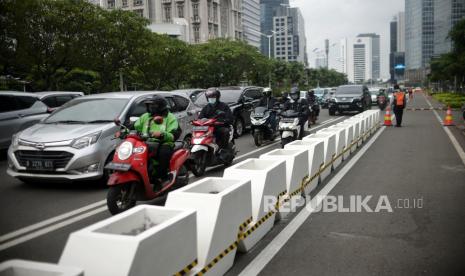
<box><xmin>432</xmin><ymin>92</ymin><xmax>465</xmax><ymax>108</ymax></box>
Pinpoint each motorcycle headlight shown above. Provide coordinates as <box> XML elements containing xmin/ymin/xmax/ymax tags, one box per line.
<box><xmin>292</xmin><ymin>118</ymin><xmax>299</xmax><ymax>126</ymax></box>
<box><xmin>71</xmin><ymin>132</ymin><xmax>101</xmax><ymax>149</ymax></box>
<box><xmin>117</xmin><ymin>141</ymin><xmax>133</xmax><ymax>160</ymax></box>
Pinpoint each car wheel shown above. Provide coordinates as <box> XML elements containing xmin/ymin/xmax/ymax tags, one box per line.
<box><xmin>234</xmin><ymin>118</ymin><xmax>244</xmax><ymax>138</ymax></box>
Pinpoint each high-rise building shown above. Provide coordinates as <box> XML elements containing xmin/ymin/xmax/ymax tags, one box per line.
<box><xmin>434</xmin><ymin>0</ymin><xmax>465</xmax><ymax>56</ymax></box>
<box><xmin>357</xmin><ymin>33</ymin><xmax>380</xmax><ymax>80</ymax></box>
<box><xmin>242</xmin><ymin>0</ymin><xmax>261</xmax><ymax>48</ymax></box>
<box><xmin>390</xmin><ymin>13</ymin><xmax>406</xmax><ymax>83</ymax></box>
<box><xmin>352</xmin><ymin>37</ymin><xmax>372</xmax><ymax>83</ymax></box>
<box><xmin>315</xmin><ymin>52</ymin><xmax>327</xmax><ymax>69</ymax></box>
<box><xmin>260</xmin><ymin>0</ymin><xmax>289</xmax><ymax>57</ymax></box>
<box><xmin>397</xmin><ymin>12</ymin><xmax>406</xmax><ymax>52</ymax></box>
<box><xmin>94</xmin><ymin>0</ymin><xmax>243</xmax><ymax>44</ymax></box>
<box><xmin>272</xmin><ymin>7</ymin><xmax>307</xmax><ymax>65</ymax></box>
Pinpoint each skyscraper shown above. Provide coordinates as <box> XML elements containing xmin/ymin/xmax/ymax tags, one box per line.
<box><xmin>397</xmin><ymin>12</ymin><xmax>406</xmax><ymax>52</ymax></box>
<box><xmin>260</xmin><ymin>0</ymin><xmax>289</xmax><ymax>57</ymax></box>
<box><xmin>357</xmin><ymin>33</ymin><xmax>380</xmax><ymax>80</ymax></box>
<box><xmin>243</xmin><ymin>0</ymin><xmax>261</xmax><ymax>48</ymax></box>
<box><xmin>434</xmin><ymin>0</ymin><xmax>465</xmax><ymax>56</ymax></box>
<box><xmin>390</xmin><ymin>14</ymin><xmax>405</xmax><ymax>83</ymax></box>
<box><xmin>272</xmin><ymin>7</ymin><xmax>307</xmax><ymax>65</ymax></box>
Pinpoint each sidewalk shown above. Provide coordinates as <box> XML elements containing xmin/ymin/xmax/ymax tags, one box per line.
<box><xmin>257</xmin><ymin>95</ymin><xmax>465</xmax><ymax>275</ymax></box>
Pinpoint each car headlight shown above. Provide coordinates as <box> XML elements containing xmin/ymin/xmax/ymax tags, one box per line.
<box><xmin>11</xmin><ymin>133</ymin><xmax>20</xmax><ymax>148</ymax></box>
<box><xmin>71</xmin><ymin>131</ymin><xmax>101</xmax><ymax>149</ymax></box>
<box><xmin>117</xmin><ymin>141</ymin><xmax>133</xmax><ymax>160</ymax></box>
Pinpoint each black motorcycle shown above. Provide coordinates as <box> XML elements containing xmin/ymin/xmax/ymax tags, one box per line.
<box><xmin>250</xmin><ymin>106</ymin><xmax>279</xmax><ymax>147</ymax></box>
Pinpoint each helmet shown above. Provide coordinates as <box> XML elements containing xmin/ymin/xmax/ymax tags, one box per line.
<box><xmin>263</xmin><ymin>87</ymin><xmax>272</xmax><ymax>97</ymax></box>
<box><xmin>308</xmin><ymin>89</ymin><xmax>315</xmax><ymax>96</ymax></box>
<box><xmin>289</xmin><ymin>87</ymin><xmax>300</xmax><ymax>101</ymax></box>
<box><xmin>144</xmin><ymin>95</ymin><xmax>168</xmax><ymax>116</ymax></box>
<box><xmin>205</xmin><ymin>87</ymin><xmax>221</xmax><ymax>104</ymax></box>
<box><xmin>394</xmin><ymin>84</ymin><xmax>400</xmax><ymax>90</ymax></box>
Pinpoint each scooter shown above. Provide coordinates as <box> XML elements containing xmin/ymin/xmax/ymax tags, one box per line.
<box><xmin>105</xmin><ymin>118</ymin><xmax>189</xmax><ymax>215</ymax></box>
<box><xmin>250</xmin><ymin>106</ymin><xmax>279</xmax><ymax>147</ymax></box>
<box><xmin>279</xmin><ymin>110</ymin><xmax>304</xmax><ymax>148</ymax></box>
<box><xmin>308</xmin><ymin>103</ymin><xmax>320</xmax><ymax>126</ymax></box>
<box><xmin>377</xmin><ymin>95</ymin><xmax>387</xmax><ymax>110</ymax></box>
<box><xmin>189</xmin><ymin>117</ymin><xmax>236</xmax><ymax>177</ymax></box>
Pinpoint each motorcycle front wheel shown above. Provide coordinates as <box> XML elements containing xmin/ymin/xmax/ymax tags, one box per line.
<box><xmin>253</xmin><ymin>131</ymin><xmax>264</xmax><ymax>147</ymax></box>
<box><xmin>281</xmin><ymin>136</ymin><xmax>293</xmax><ymax>148</ymax></box>
<box><xmin>107</xmin><ymin>183</ymin><xmax>136</xmax><ymax>215</ymax></box>
<box><xmin>191</xmin><ymin>151</ymin><xmax>207</xmax><ymax>177</ymax></box>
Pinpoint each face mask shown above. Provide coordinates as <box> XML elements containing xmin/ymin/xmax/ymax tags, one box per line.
<box><xmin>208</xmin><ymin>98</ymin><xmax>216</xmax><ymax>104</ymax></box>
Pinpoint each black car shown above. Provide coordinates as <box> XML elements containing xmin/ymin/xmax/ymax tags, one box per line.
<box><xmin>328</xmin><ymin>85</ymin><xmax>372</xmax><ymax>115</ymax></box>
<box><xmin>194</xmin><ymin>86</ymin><xmax>263</xmax><ymax>137</ymax></box>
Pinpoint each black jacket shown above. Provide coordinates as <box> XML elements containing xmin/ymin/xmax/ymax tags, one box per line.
<box><xmin>199</xmin><ymin>101</ymin><xmax>233</xmax><ymax>126</ymax></box>
<box><xmin>284</xmin><ymin>98</ymin><xmax>310</xmax><ymax>118</ymax></box>
<box><xmin>258</xmin><ymin>96</ymin><xmax>277</xmax><ymax>109</ymax></box>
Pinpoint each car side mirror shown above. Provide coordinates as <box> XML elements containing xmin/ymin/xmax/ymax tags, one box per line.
<box><xmin>114</xmin><ymin>118</ymin><xmax>122</xmax><ymax>126</ymax></box>
<box><xmin>243</xmin><ymin>96</ymin><xmax>253</xmax><ymax>103</ymax></box>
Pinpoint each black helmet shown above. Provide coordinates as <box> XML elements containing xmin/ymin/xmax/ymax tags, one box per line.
<box><xmin>289</xmin><ymin>87</ymin><xmax>300</xmax><ymax>101</ymax></box>
<box><xmin>308</xmin><ymin>89</ymin><xmax>314</xmax><ymax>96</ymax></box>
<box><xmin>144</xmin><ymin>95</ymin><xmax>168</xmax><ymax>116</ymax></box>
<box><xmin>205</xmin><ymin>87</ymin><xmax>221</xmax><ymax>100</ymax></box>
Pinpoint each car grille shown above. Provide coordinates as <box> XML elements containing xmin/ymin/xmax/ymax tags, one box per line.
<box><xmin>15</xmin><ymin>150</ymin><xmax>74</xmax><ymax>169</ymax></box>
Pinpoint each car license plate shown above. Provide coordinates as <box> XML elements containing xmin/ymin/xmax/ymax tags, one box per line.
<box><xmin>26</xmin><ymin>160</ymin><xmax>54</xmax><ymax>171</ymax></box>
<box><xmin>340</xmin><ymin>105</ymin><xmax>349</xmax><ymax>108</ymax></box>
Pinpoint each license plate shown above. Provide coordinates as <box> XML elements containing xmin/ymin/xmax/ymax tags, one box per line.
<box><xmin>105</xmin><ymin>162</ymin><xmax>131</xmax><ymax>171</ymax></box>
<box><xmin>26</xmin><ymin>160</ymin><xmax>54</xmax><ymax>171</ymax></box>
<box><xmin>339</xmin><ymin>105</ymin><xmax>349</xmax><ymax>108</ymax></box>
<box><xmin>193</xmin><ymin>126</ymin><xmax>209</xmax><ymax>131</ymax></box>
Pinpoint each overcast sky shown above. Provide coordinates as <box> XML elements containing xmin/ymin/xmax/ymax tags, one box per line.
<box><xmin>291</xmin><ymin>0</ymin><xmax>404</xmax><ymax>79</ymax></box>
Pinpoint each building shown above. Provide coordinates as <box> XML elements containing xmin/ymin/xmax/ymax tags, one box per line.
<box><xmin>242</xmin><ymin>0</ymin><xmax>261</xmax><ymax>48</ymax></box>
<box><xmin>390</xmin><ymin>13</ymin><xmax>406</xmax><ymax>83</ymax></box>
<box><xmin>260</xmin><ymin>0</ymin><xmax>289</xmax><ymax>57</ymax></box>
<box><xmin>434</xmin><ymin>0</ymin><xmax>465</xmax><ymax>56</ymax></box>
<box><xmin>315</xmin><ymin>52</ymin><xmax>327</xmax><ymax>69</ymax></box>
<box><xmin>352</xmin><ymin>37</ymin><xmax>372</xmax><ymax>83</ymax></box>
<box><xmin>272</xmin><ymin>7</ymin><xmax>308</xmax><ymax>65</ymax></box>
<box><xmin>95</xmin><ymin>0</ymin><xmax>243</xmax><ymax>44</ymax></box>
<box><xmin>357</xmin><ymin>33</ymin><xmax>380</xmax><ymax>80</ymax></box>
<box><xmin>397</xmin><ymin>12</ymin><xmax>406</xmax><ymax>52</ymax></box>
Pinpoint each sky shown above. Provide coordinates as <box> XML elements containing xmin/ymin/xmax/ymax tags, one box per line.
<box><xmin>291</xmin><ymin>0</ymin><xmax>404</xmax><ymax>79</ymax></box>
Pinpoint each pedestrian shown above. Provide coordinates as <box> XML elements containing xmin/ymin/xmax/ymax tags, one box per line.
<box><xmin>391</xmin><ymin>84</ymin><xmax>407</xmax><ymax>127</ymax></box>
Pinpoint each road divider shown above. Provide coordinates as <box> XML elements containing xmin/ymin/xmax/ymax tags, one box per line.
<box><xmin>318</xmin><ymin>127</ymin><xmax>346</xmax><ymax>169</ymax></box>
<box><xmin>165</xmin><ymin>177</ymin><xmax>252</xmax><ymax>276</ymax></box>
<box><xmin>0</xmin><ymin>260</ymin><xmax>83</xmax><ymax>276</ymax></box>
<box><xmin>328</xmin><ymin>124</ymin><xmax>353</xmax><ymax>160</ymax></box>
<box><xmin>59</xmin><ymin>205</ymin><xmax>197</xmax><ymax>276</ymax></box>
<box><xmin>303</xmin><ymin>132</ymin><xmax>337</xmax><ymax>181</ymax></box>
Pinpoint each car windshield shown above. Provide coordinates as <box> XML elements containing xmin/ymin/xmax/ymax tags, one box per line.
<box><xmin>336</xmin><ymin>86</ymin><xmax>363</xmax><ymax>95</ymax></box>
<box><xmin>44</xmin><ymin>98</ymin><xmax>129</xmax><ymax>124</ymax></box>
<box><xmin>313</xmin><ymin>89</ymin><xmax>324</xmax><ymax>96</ymax></box>
<box><xmin>195</xmin><ymin>90</ymin><xmax>242</xmax><ymax>106</ymax></box>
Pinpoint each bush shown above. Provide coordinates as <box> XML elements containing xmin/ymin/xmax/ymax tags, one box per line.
<box><xmin>433</xmin><ymin>92</ymin><xmax>465</xmax><ymax>108</ymax></box>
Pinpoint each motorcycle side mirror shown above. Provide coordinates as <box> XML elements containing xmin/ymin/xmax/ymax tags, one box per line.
<box><xmin>114</xmin><ymin>118</ymin><xmax>122</xmax><ymax>126</ymax></box>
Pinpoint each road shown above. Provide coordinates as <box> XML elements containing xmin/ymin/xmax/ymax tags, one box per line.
<box><xmin>1</xmin><ymin>93</ymin><xmax>465</xmax><ymax>275</ymax></box>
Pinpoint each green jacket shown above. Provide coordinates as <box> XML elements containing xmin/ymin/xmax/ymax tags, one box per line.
<box><xmin>134</xmin><ymin>112</ymin><xmax>179</xmax><ymax>146</ymax></box>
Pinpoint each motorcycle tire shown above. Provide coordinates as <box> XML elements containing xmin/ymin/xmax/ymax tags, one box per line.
<box><xmin>174</xmin><ymin>165</ymin><xmax>189</xmax><ymax>188</ymax></box>
<box><xmin>107</xmin><ymin>183</ymin><xmax>136</xmax><ymax>215</ymax></box>
<box><xmin>253</xmin><ymin>131</ymin><xmax>264</xmax><ymax>147</ymax></box>
<box><xmin>281</xmin><ymin>137</ymin><xmax>293</xmax><ymax>148</ymax></box>
<box><xmin>191</xmin><ymin>151</ymin><xmax>207</xmax><ymax>177</ymax></box>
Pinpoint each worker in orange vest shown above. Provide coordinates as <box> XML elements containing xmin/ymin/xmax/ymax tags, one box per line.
<box><xmin>391</xmin><ymin>84</ymin><xmax>407</xmax><ymax>127</ymax></box>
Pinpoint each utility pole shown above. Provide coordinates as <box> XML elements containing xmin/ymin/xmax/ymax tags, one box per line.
<box><xmin>325</xmin><ymin>39</ymin><xmax>329</xmax><ymax>69</ymax></box>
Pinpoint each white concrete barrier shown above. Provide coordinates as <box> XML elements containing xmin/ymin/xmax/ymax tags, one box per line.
<box><xmin>165</xmin><ymin>177</ymin><xmax>252</xmax><ymax>276</ymax></box>
<box><xmin>60</xmin><ymin>205</ymin><xmax>197</xmax><ymax>276</ymax></box>
<box><xmin>303</xmin><ymin>132</ymin><xmax>336</xmax><ymax>181</ymax></box>
<box><xmin>340</xmin><ymin>120</ymin><xmax>359</xmax><ymax>151</ymax></box>
<box><xmin>0</xmin><ymin>260</ymin><xmax>83</xmax><ymax>276</ymax></box>
<box><xmin>345</xmin><ymin>118</ymin><xmax>363</xmax><ymax>147</ymax></box>
<box><xmin>284</xmin><ymin>140</ymin><xmax>324</xmax><ymax>195</ymax></box>
<box><xmin>223</xmin><ymin>158</ymin><xmax>286</xmax><ymax>252</ymax></box>
<box><xmin>318</xmin><ymin>127</ymin><xmax>345</xmax><ymax>169</ymax></box>
<box><xmin>333</xmin><ymin>123</ymin><xmax>354</xmax><ymax>158</ymax></box>
<box><xmin>260</xmin><ymin>149</ymin><xmax>308</xmax><ymax>219</ymax></box>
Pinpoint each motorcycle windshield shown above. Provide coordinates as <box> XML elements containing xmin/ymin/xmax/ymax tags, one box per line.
<box><xmin>252</xmin><ymin>106</ymin><xmax>268</xmax><ymax>117</ymax></box>
<box><xmin>281</xmin><ymin>110</ymin><xmax>300</xmax><ymax>118</ymax></box>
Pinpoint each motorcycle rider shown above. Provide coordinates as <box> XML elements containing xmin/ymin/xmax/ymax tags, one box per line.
<box><xmin>199</xmin><ymin>87</ymin><xmax>234</xmax><ymax>149</ymax></box>
<box><xmin>134</xmin><ymin>95</ymin><xmax>181</xmax><ymax>187</ymax></box>
<box><xmin>306</xmin><ymin>89</ymin><xmax>320</xmax><ymax>127</ymax></box>
<box><xmin>283</xmin><ymin>87</ymin><xmax>309</xmax><ymax>138</ymax></box>
<box><xmin>258</xmin><ymin>87</ymin><xmax>278</xmax><ymax>130</ymax></box>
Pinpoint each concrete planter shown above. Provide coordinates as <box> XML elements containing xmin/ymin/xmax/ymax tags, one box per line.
<box><xmin>260</xmin><ymin>149</ymin><xmax>308</xmax><ymax>219</ymax></box>
<box><xmin>319</xmin><ymin>126</ymin><xmax>347</xmax><ymax>167</ymax></box>
<box><xmin>223</xmin><ymin>159</ymin><xmax>286</xmax><ymax>252</ymax></box>
<box><xmin>284</xmin><ymin>140</ymin><xmax>324</xmax><ymax>195</ymax></box>
<box><xmin>0</xmin><ymin>260</ymin><xmax>83</xmax><ymax>276</ymax></box>
<box><xmin>165</xmin><ymin>177</ymin><xmax>252</xmax><ymax>276</ymax></box>
<box><xmin>333</xmin><ymin>123</ymin><xmax>354</xmax><ymax>159</ymax></box>
<box><xmin>60</xmin><ymin>205</ymin><xmax>197</xmax><ymax>276</ymax></box>
<box><xmin>303</xmin><ymin>132</ymin><xmax>336</xmax><ymax>181</ymax></box>
<box><xmin>345</xmin><ymin>118</ymin><xmax>362</xmax><ymax>147</ymax></box>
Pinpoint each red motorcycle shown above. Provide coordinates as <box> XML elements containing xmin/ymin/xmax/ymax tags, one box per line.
<box><xmin>377</xmin><ymin>95</ymin><xmax>387</xmax><ymax>111</ymax></box>
<box><xmin>189</xmin><ymin>117</ymin><xmax>236</xmax><ymax>177</ymax></box>
<box><xmin>105</xmin><ymin>118</ymin><xmax>189</xmax><ymax>215</ymax></box>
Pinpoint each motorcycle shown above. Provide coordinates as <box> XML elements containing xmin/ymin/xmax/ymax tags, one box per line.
<box><xmin>250</xmin><ymin>106</ymin><xmax>279</xmax><ymax>147</ymax></box>
<box><xmin>377</xmin><ymin>95</ymin><xmax>387</xmax><ymax>110</ymax></box>
<box><xmin>308</xmin><ymin>103</ymin><xmax>320</xmax><ymax>126</ymax></box>
<box><xmin>279</xmin><ymin>110</ymin><xmax>304</xmax><ymax>148</ymax></box>
<box><xmin>189</xmin><ymin>117</ymin><xmax>236</xmax><ymax>177</ymax></box>
<box><xmin>105</xmin><ymin>118</ymin><xmax>189</xmax><ymax>215</ymax></box>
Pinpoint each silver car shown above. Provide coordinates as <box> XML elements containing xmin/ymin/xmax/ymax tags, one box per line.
<box><xmin>0</xmin><ymin>91</ymin><xmax>50</xmax><ymax>150</ymax></box>
<box><xmin>35</xmin><ymin>91</ymin><xmax>84</xmax><ymax>112</ymax></box>
<box><xmin>7</xmin><ymin>91</ymin><xmax>197</xmax><ymax>182</ymax></box>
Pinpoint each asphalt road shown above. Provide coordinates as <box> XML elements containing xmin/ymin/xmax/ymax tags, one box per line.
<box><xmin>1</xmin><ymin>93</ymin><xmax>464</xmax><ymax>275</ymax></box>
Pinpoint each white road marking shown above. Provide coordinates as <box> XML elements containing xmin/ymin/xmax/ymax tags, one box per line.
<box><xmin>0</xmin><ymin>206</ymin><xmax>107</xmax><ymax>251</ymax></box>
<box><xmin>424</xmin><ymin>95</ymin><xmax>465</xmax><ymax>167</ymax></box>
<box><xmin>0</xmin><ymin>116</ymin><xmax>347</xmax><ymax>250</ymax></box>
<box><xmin>238</xmin><ymin>126</ymin><xmax>386</xmax><ymax>276</ymax></box>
